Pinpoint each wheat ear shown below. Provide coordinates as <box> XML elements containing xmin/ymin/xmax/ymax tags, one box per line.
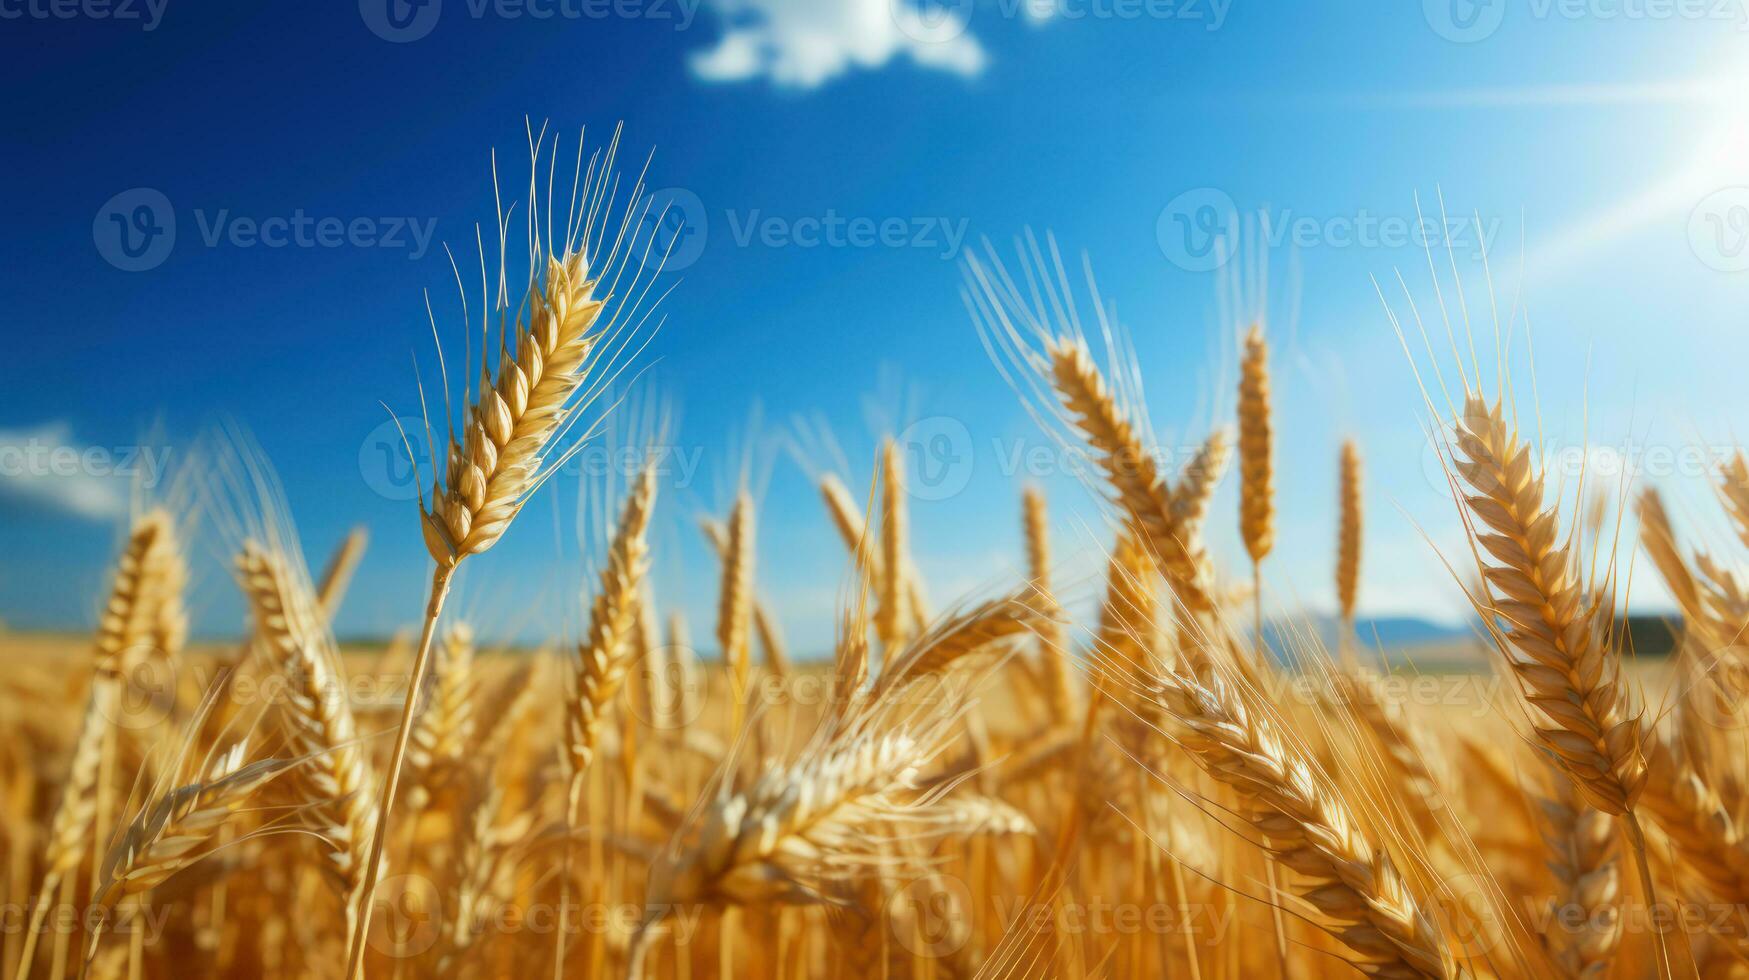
<box><xmin>1717</xmin><ymin>452</ymin><xmax>1749</xmax><ymax>552</ymax></box>
<box><xmin>80</xmin><ymin>747</ymin><xmax>297</xmax><ymax>977</ymax></box>
<box><xmin>1449</xmin><ymin>395</ymin><xmax>1646</xmax><ymax>814</ymax></box>
<box><xmin>701</xmin><ymin>518</ymin><xmax>789</xmax><ymax>677</ymax></box>
<box><xmin>1338</xmin><ymin>439</ymin><xmax>1363</xmax><ymax>625</ymax></box>
<box><xmin>877</xmin><ymin>438</ymin><xmax>911</xmax><ymax>648</ymax></box>
<box><xmin>237</xmin><ymin>542</ymin><xmax>379</xmax><ymax>934</ymax></box>
<box><xmin>1169</xmin><ymin>426</ymin><xmax>1232</xmax><ymax>540</ymax></box>
<box><xmin>353</xmin><ymin>124</ymin><xmax>667</xmax><ymax>978</ymax></box>
<box><xmin>1238</xmin><ymin>324</ymin><xmax>1275</xmax><ymax>565</ymax></box>
<box><xmin>556</xmin><ymin>463</ymin><xmax>657</xmax><ymax>975</ymax></box>
<box><xmin>1637</xmin><ymin>733</ymin><xmax>1749</xmax><ymax>905</ymax></box>
<box><xmin>871</xmin><ymin>587</ymin><xmax>1055</xmax><ymax>699</ymax></box>
<box><xmin>18</xmin><ymin>511</ymin><xmax>180</xmax><ymax>980</ymax></box>
<box><xmin>405</xmin><ymin>622</ymin><xmax>478</xmax><ymax>811</ymax></box>
<box><xmin>309</xmin><ymin>527</ymin><xmax>367</xmax><ymax>621</ymax></box>
<box><xmin>567</xmin><ymin>464</ymin><xmax>658</xmax><ymax>777</ymax></box>
<box><xmin>716</xmin><ymin>492</ymin><xmax>755</xmax><ymax>731</ymax></box>
<box><xmin>1021</xmin><ymin>486</ymin><xmax>1073</xmax><ymax>720</ymax></box>
<box><xmin>1447</xmin><ymin>393</ymin><xmax>1675</xmax><ymax>976</ymax></box>
<box><xmin>1046</xmin><ymin>337</ymin><xmax>1210</xmax><ymax>610</ymax></box>
<box><xmin>1535</xmin><ymin>774</ymin><xmax>1622</xmax><ymax>980</ymax></box>
<box><xmin>1152</xmin><ymin>667</ymin><xmax>1459</xmax><ymax>979</ymax></box>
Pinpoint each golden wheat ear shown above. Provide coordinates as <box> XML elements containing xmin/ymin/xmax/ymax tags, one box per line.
<box><xmin>1149</xmin><ymin>665</ymin><xmax>1461</xmax><ymax>979</ymax></box>
<box><xmin>351</xmin><ymin>125</ymin><xmax>670</xmax><ymax>978</ymax></box>
<box><xmin>964</xmin><ymin>235</ymin><xmax>1213</xmax><ymax>614</ymax></box>
<box><xmin>1446</xmin><ymin>394</ymin><xmax>1646</xmax><ymax>816</ymax></box>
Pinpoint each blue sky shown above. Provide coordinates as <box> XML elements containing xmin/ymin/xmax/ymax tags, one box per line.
<box><xmin>4</xmin><ymin>0</ymin><xmax>1749</xmax><ymax>653</ymax></box>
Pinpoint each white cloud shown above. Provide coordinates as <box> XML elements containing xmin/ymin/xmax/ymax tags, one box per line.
<box><xmin>0</xmin><ymin>424</ymin><xmax>138</xmax><ymax>520</ymax></box>
<box><xmin>690</xmin><ymin>0</ymin><xmax>988</xmax><ymax>89</ymax></box>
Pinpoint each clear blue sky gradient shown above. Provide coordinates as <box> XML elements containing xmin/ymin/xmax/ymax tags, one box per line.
<box><xmin>5</xmin><ymin>1</ymin><xmax>1749</xmax><ymax>653</ymax></box>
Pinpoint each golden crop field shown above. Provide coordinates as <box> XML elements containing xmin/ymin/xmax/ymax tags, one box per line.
<box><xmin>2</xmin><ymin>134</ymin><xmax>1743</xmax><ymax>980</ymax></box>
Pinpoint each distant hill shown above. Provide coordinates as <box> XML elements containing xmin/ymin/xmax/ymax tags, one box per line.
<box><xmin>1262</xmin><ymin>612</ymin><xmax>1680</xmax><ymax>669</ymax></box>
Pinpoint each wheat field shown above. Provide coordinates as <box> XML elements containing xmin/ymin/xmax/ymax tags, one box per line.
<box><xmin>3</xmin><ymin>133</ymin><xmax>1747</xmax><ymax>980</ymax></box>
